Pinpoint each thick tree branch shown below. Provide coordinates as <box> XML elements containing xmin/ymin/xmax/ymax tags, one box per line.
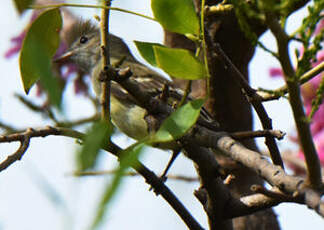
<box><xmin>223</xmin><ymin>190</ymin><xmax>303</xmax><ymax>219</ymax></box>
<box><xmin>182</xmin><ymin>142</ymin><xmax>233</xmax><ymax>230</ymax></box>
<box><xmin>188</xmin><ymin>128</ymin><xmax>304</xmax><ymax>194</ymax></box>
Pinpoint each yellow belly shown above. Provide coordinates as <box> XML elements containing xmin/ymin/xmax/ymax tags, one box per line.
<box><xmin>110</xmin><ymin>96</ymin><xmax>149</xmax><ymax>140</ymax></box>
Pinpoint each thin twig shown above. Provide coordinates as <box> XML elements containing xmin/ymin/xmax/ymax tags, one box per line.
<box><xmin>0</xmin><ymin>126</ymin><xmax>204</xmax><ymax>230</ymax></box>
<box><xmin>0</xmin><ymin>128</ymin><xmax>32</xmax><ymax>172</ymax></box>
<box><xmin>213</xmin><ymin>43</ymin><xmax>284</xmax><ymax>168</ymax></box>
<box><xmin>15</xmin><ymin>94</ymin><xmax>58</xmax><ymax>122</ymax></box>
<box><xmin>259</xmin><ymin>61</ymin><xmax>324</xmax><ymax>101</ymax></box>
<box><xmin>201</xmin><ymin>0</ymin><xmax>211</xmax><ymax>98</ymax></box>
<box><xmin>1</xmin><ymin>125</ymin><xmax>323</xmax><ymax>218</ymax></box>
<box><xmin>70</xmin><ymin>170</ymin><xmax>199</xmax><ymax>182</ymax></box>
<box><xmin>30</xmin><ymin>3</ymin><xmax>155</xmax><ymax>21</ymax></box>
<box><xmin>100</xmin><ymin>0</ymin><xmax>112</xmax><ymax>124</ymax></box>
<box><xmin>56</xmin><ymin>114</ymin><xmax>100</xmax><ymax>128</ymax></box>
<box><xmin>230</xmin><ymin>129</ymin><xmax>285</xmax><ymax>140</ymax></box>
<box><xmin>223</xmin><ymin>174</ymin><xmax>235</xmax><ymax>185</ymax></box>
<box><xmin>15</xmin><ymin>93</ymin><xmax>99</xmax><ymax>127</ymax></box>
<box><xmin>250</xmin><ymin>184</ymin><xmax>295</xmax><ymax>201</ymax></box>
<box><xmin>265</xmin><ymin>12</ymin><xmax>322</xmax><ymax>188</ymax></box>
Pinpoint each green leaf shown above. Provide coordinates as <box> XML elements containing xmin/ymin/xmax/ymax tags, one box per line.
<box><xmin>150</xmin><ymin>99</ymin><xmax>204</xmax><ymax>143</ymax></box>
<box><xmin>91</xmin><ymin>143</ymin><xmax>144</xmax><ymax>230</ymax></box>
<box><xmin>151</xmin><ymin>0</ymin><xmax>199</xmax><ymax>35</ymax></box>
<box><xmin>134</xmin><ymin>41</ymin><xmax>164</xmax><ymax>66</ymax></box>
<box><xmin>13</xmin><ymin>0</ymin><xmax>34</xmax><ymax>14</ymax></box>
<box><xmin>77</xmin><ymin>122</ymin><xmax>113</xmax><ymax>171</ymax></box>
<box><xmin>154</xmin><ymin>46</ymin><xmax>206</xmax><ymax>80</ymax></box>
<box><xmin>19</xmin><ymin>8</ymin><xmax>62</xmax><ymax>107</ymax></box>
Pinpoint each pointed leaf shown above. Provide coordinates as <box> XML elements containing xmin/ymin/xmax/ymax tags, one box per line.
<box><xmin>134</xmin><ymin>41</ymin><xmax>164</xmax><ymax>66</ymax></box>
<box><xmin>150</xmin><ymin>99</ymin><xmax>204</xmax><ymax>143</ymax></box>
<box><xmin>151</xmin><ymin>0</ymin><xmax>199</xmax><ymax>35</ymax></box>
<box><xmin>91</xmin><ymin>143</ymin><xmax>144</xmax><ymax>230</ymax></box>
<box><xmin>154</xmin><ymin>46</ymin><xmax>206</xmax><ymax>80</ymax></box>
<box><xmin>19</xmin><ymin>8</ymin><xmax>62</xmax><ymax>106</ymax></box>
<box><xmin>77</xmin><ymin>122</ymin><xmax>113</xmax><ymax>171</ymax></box>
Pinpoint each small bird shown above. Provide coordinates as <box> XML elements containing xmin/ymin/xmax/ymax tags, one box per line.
<box><xmin>55</xmin><ymin>20</ymin><xmax>219</xmax><ymax>178</ymax></box>
<box><xmin>56</xmin><ymin>20</ymin><xmax>216</xmax><ymax>142</ymax></box>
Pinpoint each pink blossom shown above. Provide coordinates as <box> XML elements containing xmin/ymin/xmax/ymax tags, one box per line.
<box><xmin>298</xmin><ymin>129</ymin><xmax>324</xmax><ymax>166</ymax></box>
<box><xmin>4</xmin><ymin>31</ymin><xmax>26</xmax><ymax>58</ymax></box>
<box><xmin>310</xmin><ymin>104</ymin><xmax>324</xmax><ymax>135</ymax></box>
<box><xmin>301</xmin><ymin>74</ymin><xmax>322</xmax><ymax>104</ymax></box>
<box><xmin>314</xmin><ymin>17</ymin><xmax>324</xmax><ymax>35</ymax></box>
<box><xmin>312</xmin><ymin>50</ymin><xmax>324</xmax><ymax>67</ymax></box>
<box><xmin>269</xmin><ymin>67</ymin><xmax>283</xmax><ymax>78</ymax></box>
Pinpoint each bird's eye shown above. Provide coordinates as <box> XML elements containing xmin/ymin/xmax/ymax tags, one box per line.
<box><xmin>79</xmin><ymin>36</ymin><xmax>88</xmax><ymax>44</ymax></box>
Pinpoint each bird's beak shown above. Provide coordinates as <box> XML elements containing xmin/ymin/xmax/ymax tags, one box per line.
<box><xmin>54</xmin><ymin>50</ymin><xmax>74</xmax><ymax>63</ymax></box>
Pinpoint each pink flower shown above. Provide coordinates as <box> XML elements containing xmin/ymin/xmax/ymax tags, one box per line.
<box><xmin>310</xmin><ymin>104</ymin><xmax>324</xmax><ymax>135</ymax></box>
<box><xmin>314</xmin><ymin>17</ymin><xmax>324</xmax><ymax>35</ymax></box>
<box><xmin>298</xmin><ymin>129</ymin><xmax>324</xmax><ymax>166</ymax></box>
<box><xmin>301</xmin><ymin>74</ymin><xmax>322</xmax><ymax>105</ymax></box>
<box><xmin>269</xmin><ymin>67</ymin><xmax>283</xmax><ymax>78</ymax></box>
<box><xmin>4</xmin><ymin>31</ymin><xmax>26</xmax><ymax>58</ymax></box>
<box><xmin>312</xmin><ymin>50</ymin><xmax>324</xmax><ymax>67</ymax></box>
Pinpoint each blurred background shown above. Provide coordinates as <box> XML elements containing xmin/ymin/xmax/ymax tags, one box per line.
<box><xmin>0</xmin><ymin>0</ymin><xmax>323</xmax><ymax>229</ymax></box>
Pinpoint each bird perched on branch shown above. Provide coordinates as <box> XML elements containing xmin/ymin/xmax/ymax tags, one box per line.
<box><xmin>55</xmin><ymin>20</ymin><xmax>220</xmax><ymax>179</ymax></box>
<box><xmin>56</xmin><ymin>20</ymin><xmax>217</xmax><ymax>142</ymax></box>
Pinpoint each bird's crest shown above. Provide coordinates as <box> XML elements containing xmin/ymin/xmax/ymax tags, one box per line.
<box><xmin>66</xmin><ymin>19</ymin><xmax>99</xmax><ymax>46</ymax></box>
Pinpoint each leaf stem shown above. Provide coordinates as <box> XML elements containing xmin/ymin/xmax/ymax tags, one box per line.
<box><xmin>200</xmin><ymin>0</ymin><xmax>211</xmax><ymax>99</ymax></box>
<box><xmin>30</xmin><ymin>3</ymin><xmax>156</xmax><ymax>21</ymax></box>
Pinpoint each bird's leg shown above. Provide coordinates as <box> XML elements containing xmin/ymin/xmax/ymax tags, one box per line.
<box><xmin>149</xmin><ymin>147</ymin><xmax>181</xmax><ymax>192</ymax></box>
<box><xmin>160</xmin><ymin>148</ymin><xmax>181</xmax><ymax>182</ymax></box>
